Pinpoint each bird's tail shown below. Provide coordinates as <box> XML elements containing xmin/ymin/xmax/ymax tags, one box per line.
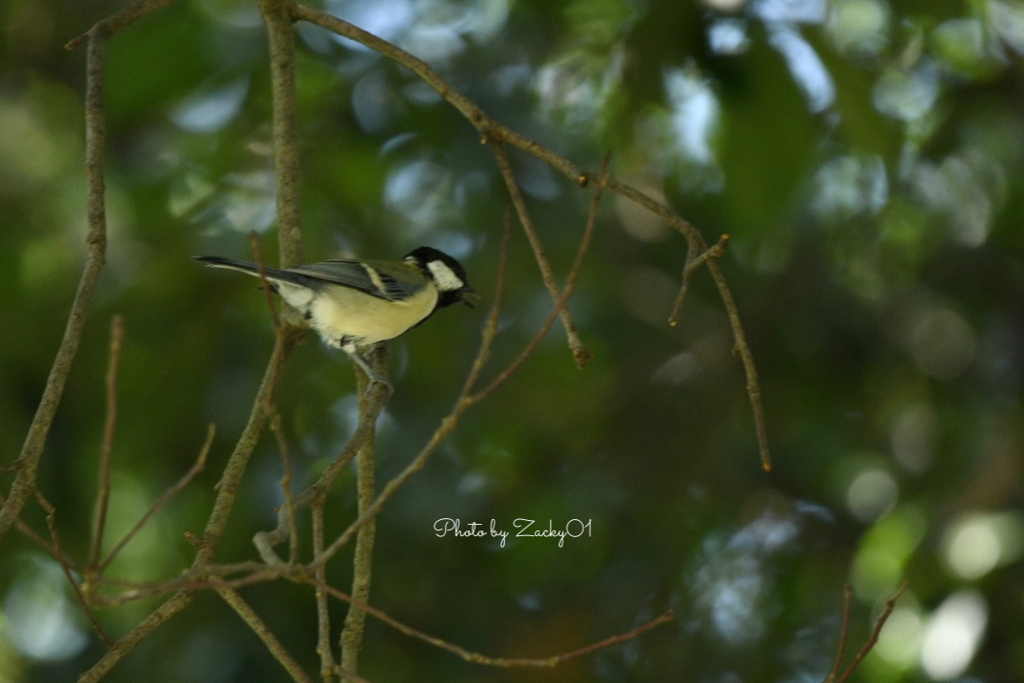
<box><xmin>193</xmin><ymin>255</ymin><xmax>259</xmax><ymax>274</ymax></box>
<box><xmin>193</xmin><ymin>255</ymin><xmax>300</xmax><ymax>285</ymax></box>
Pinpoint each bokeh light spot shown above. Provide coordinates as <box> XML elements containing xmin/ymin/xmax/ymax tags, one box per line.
<box><xmin>919</xmin><ymin>591</ymin><xmax>988</xmax><ymax>679</ymax></box>
<box><xmin>943</xmin><ymin>512</ymin><xmax>1024</xmax><ymax>580</ymax></box>
<box><xmin>846</xmin><ymin>467</ymin><xmax>898</xmax><ymax>522</ymax></box>
<box><xmin>1</xmin><ymin>558</ymin><xmax>88</xmax><ymax>662</ymax></box>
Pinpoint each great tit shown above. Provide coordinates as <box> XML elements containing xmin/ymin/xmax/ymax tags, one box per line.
<box><xmin>194</xmin><ymin>246</ymin><xmax>477</xmax><ymax>384</ymax></box>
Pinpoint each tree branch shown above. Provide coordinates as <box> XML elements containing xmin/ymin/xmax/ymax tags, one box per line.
<box><xmin>258</xmin><ymin>0</ymin><xmax>304</xmax><ymax>268</ymax></box>
<box><xmin>1</xmin><ymin>30</ymin><xmax>109</xmax><ymax>542</ymax></box>
<box><xmin>219</xmin><ymin>586</ymin><xmax>314</xmax><ymax>683</ymax></box>
<box><xmin>339</xmin><ymin>349</ymin><xmax>383</xmax><ymax>676</ymax></box>
<box><xmin>77</xmin><ymin>590</ymin><xmax>194</xmax><ymax>683</ymax></box>
<box><xmin>318</xmin><ymin>579</ymin><xmax>675</xmax><ymax>668</ymax></box>
<box><xmin>65</xmin><ymin>0</ymin><xmax>180</xmax><ymax>50</ymax></box>
<box><xmin>197</xmin><ymin>331</ymin><xmax>297</xmax><ymax>565</ymax></box>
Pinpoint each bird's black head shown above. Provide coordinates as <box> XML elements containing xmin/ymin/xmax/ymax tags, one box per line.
<box><xmin>404</xmin><ymin>246</ymin><xmax>478</xmax><ymax>309</ymax></box>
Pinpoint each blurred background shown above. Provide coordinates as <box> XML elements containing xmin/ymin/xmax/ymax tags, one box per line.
<box><xmin>2</xmin><ymin>0</ymin><xmax>1023</xmax><ymax>681</ymax></box>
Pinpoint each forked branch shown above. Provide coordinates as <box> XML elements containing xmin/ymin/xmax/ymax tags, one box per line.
<box><xmin>826</xmin><ymin>582</ymin><xmax>908</xmax><ymax>683</ymax></box>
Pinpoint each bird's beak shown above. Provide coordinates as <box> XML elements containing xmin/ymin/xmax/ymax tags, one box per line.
<box><xmin>460</xmin><ymin>286</ymin><xmax>480</xmax><ymax>308</ymax></box>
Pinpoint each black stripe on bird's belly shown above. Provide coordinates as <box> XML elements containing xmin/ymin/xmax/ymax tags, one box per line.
<box><xmin>333</xmin><ymin>331</ymin><xmax>362</xmax><ymax>348</ymax></box>
<box><xmin>334</xmin><ymin>334</ymin><xmax>364</xmax><ymax>352</ymax></box>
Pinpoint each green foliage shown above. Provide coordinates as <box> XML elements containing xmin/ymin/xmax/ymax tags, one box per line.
<box><xmin>2</xmin><ymin>0</ymin><xmax>1023</xmax><ymax>682</ymax></box>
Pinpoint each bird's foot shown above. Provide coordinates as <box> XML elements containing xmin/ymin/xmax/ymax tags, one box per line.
<box><xmin>345</xmin><ymin>348</ymin><xmax>394</xmax><ymax>397</ymax></box>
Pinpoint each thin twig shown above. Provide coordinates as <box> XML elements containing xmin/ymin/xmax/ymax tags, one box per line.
<box><xmin>312</xmin><ymin>507</ymin><xmax>337</xmax><ymax>681</ymax></box>
<box><xmin>36</xmin><ymin>492</ymin><xmax>114</xmax><ymax>648</ymax></box>
<box><xmin>595</xmin><ymin>180</ymin><xmax>770</xmax><ymax>470</ymax></box>
<box><xmin>303</xmin><ymin>371</ymin><xmax>389</xmax><ymax>502</ymax></box>
<box><xmin>490</xmin><ymin>140</ymin><xmax>590</xmax><ymax>367</ymax></box>
<box><xmin>668</xmin><ymin>235</ymin><xmax>730</xmax><ymax>326</ymax></box>
<box><xmin>269</xmin><ymin>410</ymin><xmax>300</xmax><ymax>564</ymax></box>
<box><xmin>0</xmin><ymin>492</ymin><xmax>61</xmax><ymax>559</ymax></box>
<box><xmin>834</xmin><ymin>582</ymin><xmax>908</xmax><ymax>683</ymax></box>
<box><xmin>41</xmin><ymin>12</ymin><xmax>209</xmax><ymax>681</ymax></box>
<box><xmin>675</xmin><ymin>238</ymin><xmax>697</xmax><ymax>319</ymax></box>
<box><xmin>606</xmin><ymin>182</ymin><xmax>770</xmax><ymax>473</ymax></box>
<box><xmin>455</xmin><ymin>209</ymin><xmax>512</xmax><ymax>403</ymax></box>
<box><xmin>218</xmin><ymin>586</ymin><xmax>314</xmax><ymax>683</ymax></box>
<box><xmin>603</xmin><ymin>178</ymin><xmax>703</xmax><ymax>249</ymax></box>
<box><xmin>88</xmin><ymin>549</ymin><xmax>675</xmax><ymax>675</ymax></box>
<box><xmin>825</xmin><ymin>584</ymin><xmax>854</xmax><ymax>683</ymax></box>
<box><xmin>705</xmin><ymin>258</ymin><xmax>771</xmax><ymax>471</ymax></box>
<box><xmin>532</xmin><ymin>611</ymin><xmax>675</xmax><ymax>666</ymax></box>
<box><xmin>318</xmin><ymin>580</ymin><xmax>674</xmax><ymax>668</ymax></box>
<box><xmin>89</xmin><ymin>566</ymin><xmax>289</xmax><ymax>608</ymax></box>
<box><xmin>90</xmin><ymin>315</ymin><xmax>125</xmax><ymax>570</ymax></box>
<box><xmin>291</xmin><ymin>5</ymin><xmax>484</xmax><ymax>128</ymax></box>
<box><xmin>291</xmin><ymin>2</ymin><xmax>603</xmax><ymax>223</ymax></box>
<box><xmin>98</xmin><ymin>424</ymin><xmax>214</xmax><ymax>573</ymax></box>
<box><xmin>98</xmin><ymin>560</ymin><xmax>279</xmax><ymax>587</ymax></box>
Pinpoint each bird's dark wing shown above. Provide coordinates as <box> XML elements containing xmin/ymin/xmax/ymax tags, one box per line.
<box><xmin>286</xmin><ymin>259</ymin><xmax>420</xmax><ymax>301</ymax></box>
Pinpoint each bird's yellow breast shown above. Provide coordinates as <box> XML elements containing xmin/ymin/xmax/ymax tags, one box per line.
<box><xmin>308</xmin><ymin>284</ymin><xmax>439</xmax><ymax>349</ymax></box>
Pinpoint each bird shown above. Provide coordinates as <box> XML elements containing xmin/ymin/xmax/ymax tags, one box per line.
<box><xmin>194</xmin><ymin>246</ymin><xmax>477</xmax><ymax>387</ymax></box>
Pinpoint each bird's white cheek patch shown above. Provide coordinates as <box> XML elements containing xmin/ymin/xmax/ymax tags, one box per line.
<box><xmin>427</xmin><ymin>261</ymin><xmax>464</xmax><ymax>292</ymax></box>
